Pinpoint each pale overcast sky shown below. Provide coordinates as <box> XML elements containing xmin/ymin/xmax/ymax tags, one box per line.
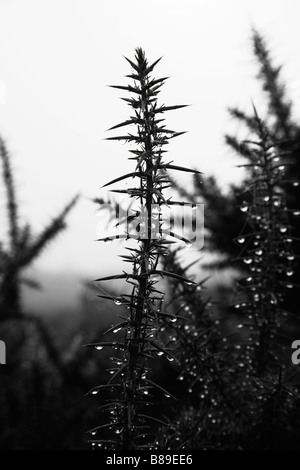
<box><xmin>1</xmin><ymin>0</ymin><xmax>300</xmax><ymax>278</ymax></box>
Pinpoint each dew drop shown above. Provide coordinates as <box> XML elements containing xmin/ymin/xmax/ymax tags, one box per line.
<box><xmin>293</xmin><ymin>211</ymin><xmax>300</xmax><ymax>216</ymax></box>
<box><xmin>113</xmin><ymin>328</ymin><xmax>121</xmax><ymax>334</ymax></box>
<box><xmin>243</xmin><ymin>258</ymin><xmax>253</xmax><ymax>265</ymax></box>
<box><xmin>279</xmin><ymin>165</ymin><xmax>285</xmax><ymax>171</ymax></box>
<box><xmin>170</xmin><ymin>317</ymin><xmax>177</xmax><ymax>323</ymax></box>
<box><xmin>237</xmin><ymin>324</ymin><xmax>244</xmax><ymax>329</ymax></box>
<box><xmin>95</xmin><ymin>346</ymin><xmax>103</xmax><ymax>351</ymax></box>
<box><xmin>167</xmin><ymin>357</ymin><xmax>174</xmax><ymax>362</ymax></box>
<box><xmin>178</xmin><ymin>376</ymin><xmax>184</xmax><ymax>381</ymax></box>
<box><xmin>91</xmin><ymin>390</ymin><xmax>99</xmax><ymax>395</ymax></box>
<box><xmin>287</xmin><ymin>255</ymin><xmax>295</xmax><ymax>261</ymax></box>
<box><xmin>164</xmin><ymin>393</ymin><xmax>171</xmax><ymax>398</ymax></box>
<box><xmin>192</xmin><ymin>204</ymin><xmax>198</xmax><ymax>211</ymax></box>
<box><xmin>255</xmin><ymin>249</ymin><xmax>263</xmax><ymax>256</ymax></box>
<box><xmin>280</xmin><ymin>226</ymin><xmax>287</xmax><ymax>233</ymax></box>
<box><xmin>293</xmin><ymin>181</ymin><xmax>299</xmax><ymax>187</ymax></box>
<box><xmin>157</xmin><ymin>351</ymin><xmax>164</xmax><ymax>356</ymax></box>
<box><xmin>246</xmin><ymin>276</ymin><xmax>253</xmax><ymax>282</ymax></box>
<box><xmin>263</xmin><ymin>196</ymin><xmax>270</xmax><ymax>202</ymax></box>
<box><xmin>240</xmin><ymin>205</ymin><xmax>248</xmax><ymax>213</ymax></box>
<box><xmin>286</xmin><ymin>270</ymin><xmax>294</xmax><ymax>277</ymax></box>
<box><xmin>185</xmin><ymin>281</ymin><xmax>193</xmax><ymax>286</ymax></box>
<box><xmin>237</xmin><ymin>237</ymin><xmax>245</xmax><ymax>244</ymax></box>
<box><xmin>114</xmin><ymin>299</ymin><xmax>122</xmax><ymax>306</ymax></box>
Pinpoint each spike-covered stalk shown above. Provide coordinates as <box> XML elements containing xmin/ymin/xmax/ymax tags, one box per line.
<box><xmin>233</xmin><ymin>107</ymin><xmax>298</xmax><ymax>374</ymax></box>
<box><xmin>90</xmin><ymin>49</ymin><xmax>200</xmax><ymax>450</ymax></box>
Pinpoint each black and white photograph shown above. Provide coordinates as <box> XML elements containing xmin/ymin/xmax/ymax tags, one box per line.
<box><xmin>1</xmin><ymin>0</ymin><xmax>300</xmax><ymax>453</ymax></box>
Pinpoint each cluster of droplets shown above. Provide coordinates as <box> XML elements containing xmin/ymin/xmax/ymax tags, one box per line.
<box><xmin>157</xmin><ymin>248</ymin><xmax>243</xmax><ymax>448</ymax></box>
<box><xmin>233</xmin><ymin>122</ymin><xmax>298</xmax><ymax>375</ymax></box>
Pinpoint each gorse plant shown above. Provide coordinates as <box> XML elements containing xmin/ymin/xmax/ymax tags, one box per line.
<box><xmin>0</xmin><ymin>136</ymin><xmax>78</xmax><ymax>317</ymax></box>
<box><xmin>233</xmin><ymin>105</ymin><xmax>299</xmax><ymax>375</ymax></box>
<box><xmin>155</xmin><ymin>106</ymin><xmax>300</xmax><ymax>450</ymax></box>
<box><xmin>88</xmin><ymin>48</ymin><xmax>201</xmax><ymax>450</ymax></box>
<box><xmin>89</xmin><ymin>44</ymin><xmax>300</xmax><ymax>452</ymax></box>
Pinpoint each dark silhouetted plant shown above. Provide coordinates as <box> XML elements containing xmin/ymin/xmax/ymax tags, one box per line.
<box><xmin>0</xmin><ymin>135</ymin><xmax>79</xmax><ymax>317</ymax></box>
<box><xmin>88</xmin><ymin>48</ymin><xmax>201</xmax><ymax>450</ymax></box>
<box><xmin>231</xmin><ymin>105</ymin><xmax>299</xmax><ymax>374</ymax></box>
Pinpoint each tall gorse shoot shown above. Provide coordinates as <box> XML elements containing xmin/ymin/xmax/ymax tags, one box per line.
<box><xmin>232</xmin><ymin>106</ymin><xmax>298</xmax><ymax>374</ymax></box>
<box><xmin>88</xmin><ymin>48</ymin><xmax>201</xmax><ymax>450</ymax></box>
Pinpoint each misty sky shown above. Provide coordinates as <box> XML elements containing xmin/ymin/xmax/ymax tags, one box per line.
<box><xmin>1</xmin><ymin>0</ymin><xmax>300</xmax><ymax>279</ymax></box>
